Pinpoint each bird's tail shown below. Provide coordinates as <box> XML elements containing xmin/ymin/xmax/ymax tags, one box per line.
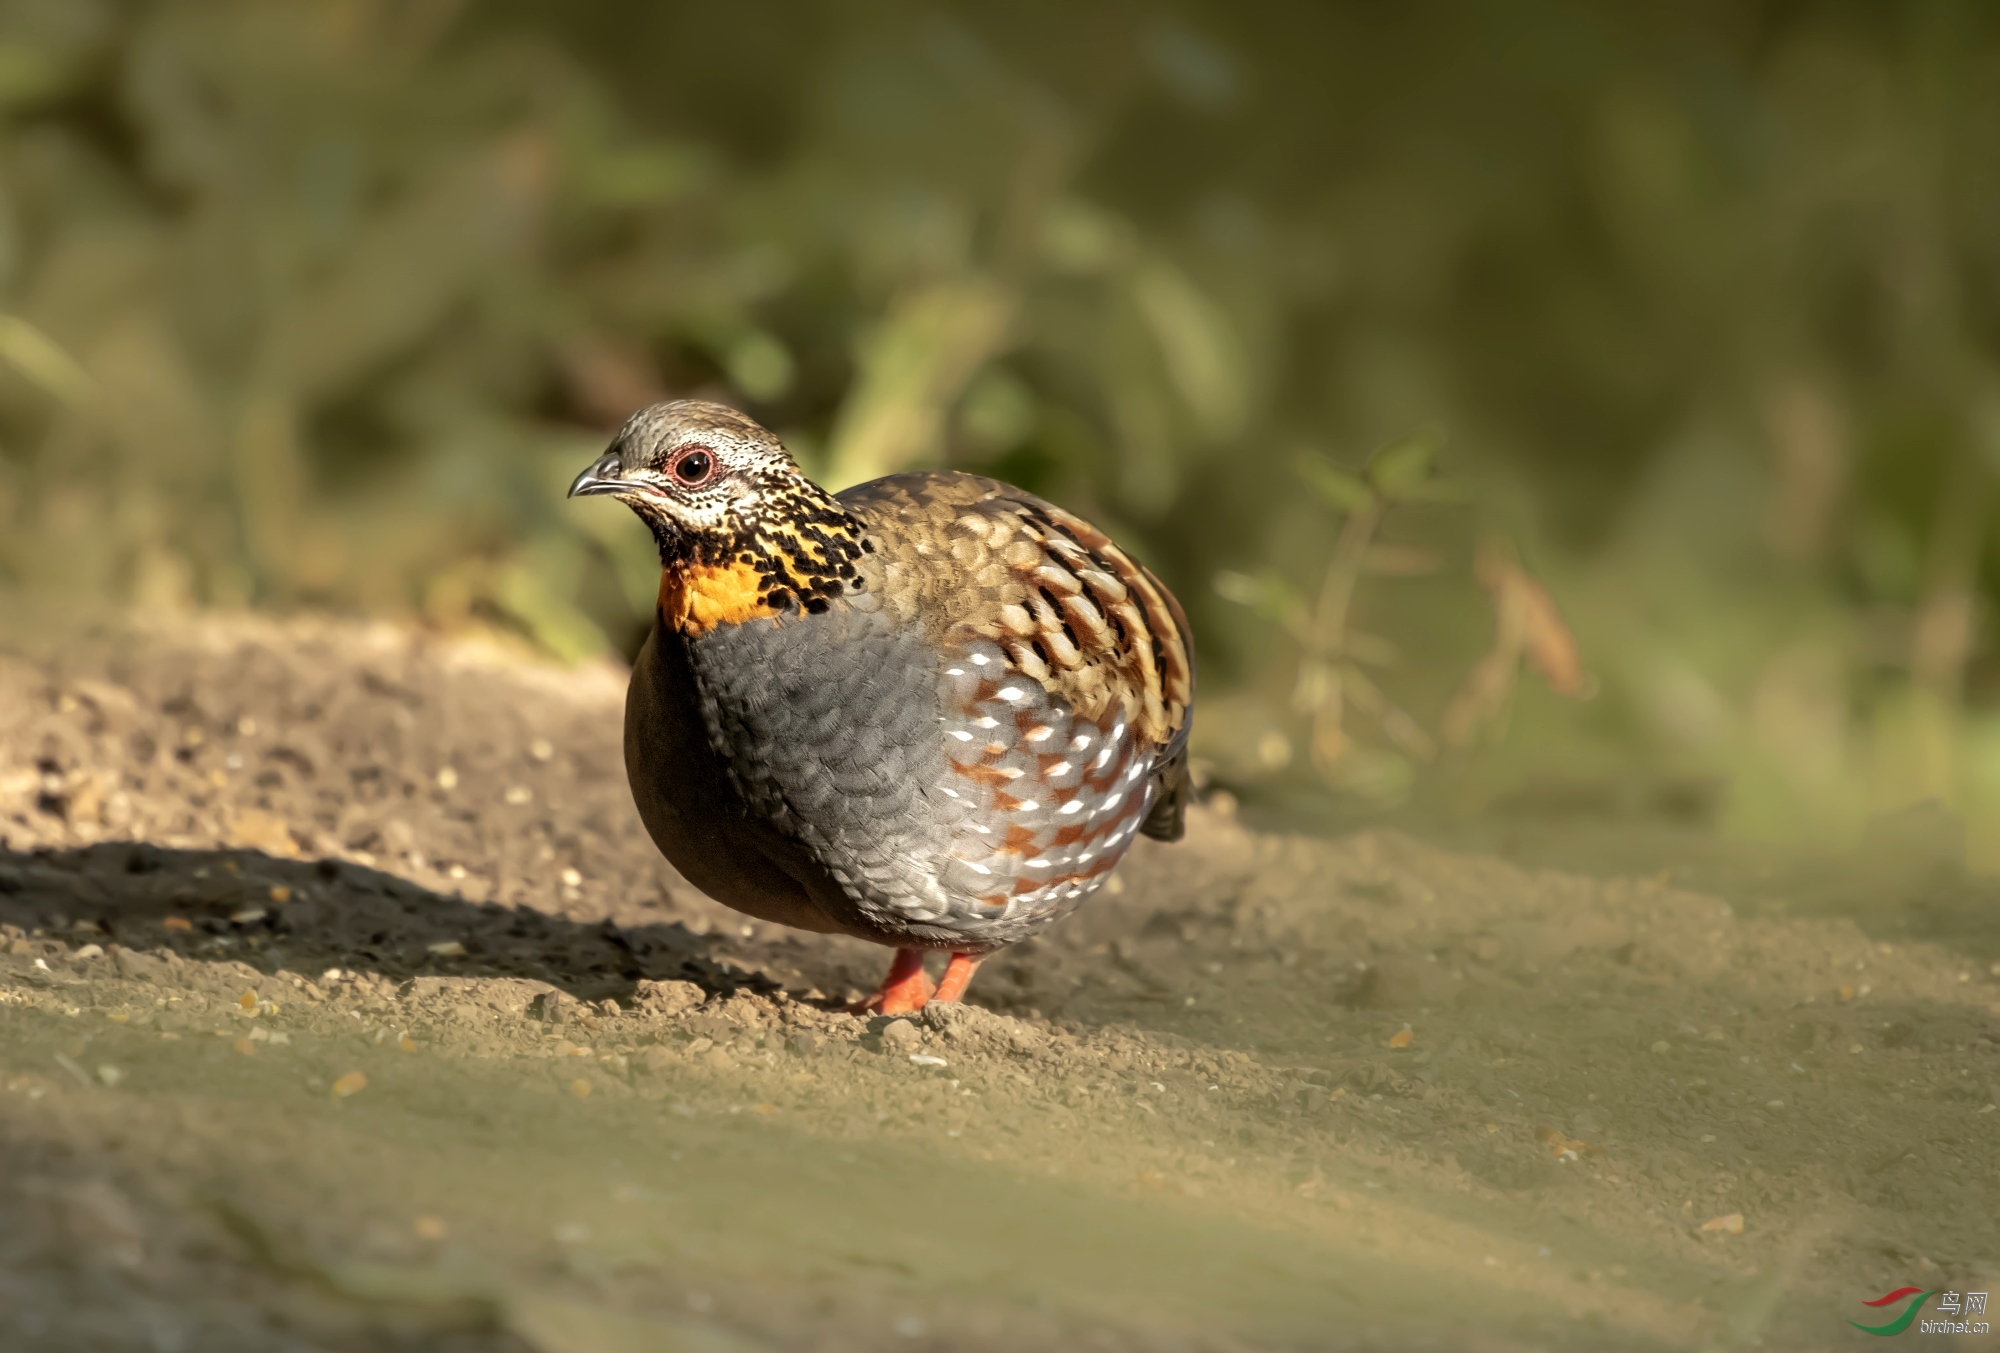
<box><xmin>1140</xmin><ymin>743</ymin><xmax>1191</xmax><ymax>842</ymax></box>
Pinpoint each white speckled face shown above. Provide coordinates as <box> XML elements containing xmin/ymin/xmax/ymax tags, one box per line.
<box><xmin>603</xmin><ymin>401</ymin><xmax>800</xmax><ymax>536</ymax></box>
<box><xmin>568</xmin><ymin>399</ymin><xmax>834</xmax><ymax>562</ymax></box>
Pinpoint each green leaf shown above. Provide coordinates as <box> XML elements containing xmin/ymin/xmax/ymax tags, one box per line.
<box><xmin>1365</xmin><ymin>430</ymin><xmax>1444</xmax><ymax>500</ymax></box>
<box><xmin>573</xmin><ymin>144</ymin><xmax>709</xmax><ymax>210</ymax></box>
<box><xmin>724</xmin><ymin>331</ymin><xmax>796</xmax><ymax>401</ymax></box>
<box><xmin>494</xmin><ymin>533</ymin><xmax>612</xmax><ymax>662</ymax></box>
<box><xmin>1212</xmin><ymin>569</ymin><xmax>1302</xmax><ymax>624</ymax></box>
<box><xmin>1131</xmin><ymin>256</ymin><xmax>1248</xmax><ymax>440</ymax></box>
<box><xmin>1293</xmin><ymin>453</ymin><xmax>1374</xmax><ymax>513</ymax></box>
<box><xmin>0</xmin><ymin>315</ymin><xmax>91</xmax><ymax>405</ymax></box>
<box><xmin>1212</xmin><ymin>570</ymin><xmax>1265</xmax><ymax>607</ymax></box>
<box><xmin>0</xmin><ymin>43</ymin><xmax>82</xmax><ymax>109</ymax></box>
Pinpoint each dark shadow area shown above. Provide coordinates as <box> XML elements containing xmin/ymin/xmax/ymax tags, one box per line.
<box><xmin>0</xmin><ymin>841</ymin><xmax>773</xmax><ymax>1008</ymax></box>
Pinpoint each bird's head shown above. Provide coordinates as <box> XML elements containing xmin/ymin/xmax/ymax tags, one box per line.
<box><xmin>567</xmin><ymin>400</ymin><xmax>810</xmax><ymax>561</ymax></box>
<box><xmin>569</xmin><ymin>400</ymin><xmax>869</xmax><ymax>632</ymax></box>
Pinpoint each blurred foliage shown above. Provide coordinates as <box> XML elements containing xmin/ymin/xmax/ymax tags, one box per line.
<box><xmin>6</xmin><ymin>0</ymin><xmax>2000</xmax><ymax>860</ymax></box>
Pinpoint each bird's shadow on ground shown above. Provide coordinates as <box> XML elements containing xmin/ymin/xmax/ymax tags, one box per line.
<box><xmin>0</xmin><ymin>840</ymin><xmax>770</xmax><ymax>1006</ymax></box>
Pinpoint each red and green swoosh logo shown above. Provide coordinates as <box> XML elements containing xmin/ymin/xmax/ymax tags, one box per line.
<box><xmin>1848</xmin><ymin>1287</ymin><xmax>1939</xmax><ymax>1336</ymax></box>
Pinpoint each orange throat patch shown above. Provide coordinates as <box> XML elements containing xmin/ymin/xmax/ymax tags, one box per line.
<box><xmin>658</xmin><ymin>559</ymin><xmax>778</xmax><ymax>636</ymax></box>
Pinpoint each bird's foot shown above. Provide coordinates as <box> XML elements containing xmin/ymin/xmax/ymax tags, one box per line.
<box><xmin>933</xmin><ymin>952</ymin><xmax>984</xmax><ymax>1004</ymax></box>
<box><xmin>852</xmin><ymin>948</ymin><xmax>934</xmax><ymax>1016</ymax></box>
<box><xmin>851</xmin><ymin>949</ymin><xmax>986</xmax><ymax>1015</ymax></box>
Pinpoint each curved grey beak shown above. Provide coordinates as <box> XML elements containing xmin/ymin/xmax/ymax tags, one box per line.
<box><xmin>568</xmin><ymin>450</ymin><xmax>626</xmax><ymax>498</ymax></box>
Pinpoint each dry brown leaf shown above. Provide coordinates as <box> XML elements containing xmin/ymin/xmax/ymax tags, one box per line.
<box><xmin>1513</xmin><ymin>569</ymin><xmax>1587</xmax><ymax>698</ymax></box>
<box><xmin>1534</xmin><ymin>1123</ymin><xmax>1600</xmax><ymax>1159</ymax></box>
<box><xmin>1445</xmin><ymin>538</ymin><xmax>1592</xmax><ymax>748</ymax></box>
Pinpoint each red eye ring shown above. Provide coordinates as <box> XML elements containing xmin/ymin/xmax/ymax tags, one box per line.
<box><xmin>671</xmin><ymin>448</ymin><xmax>715</xmax><ymax>485</ymax></box>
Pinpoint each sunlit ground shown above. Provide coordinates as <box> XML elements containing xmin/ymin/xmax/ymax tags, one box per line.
<box><xmin>1</xmin><ymin>619</ymin><xmax>1994</xmax><ymax>1352</ymax></box>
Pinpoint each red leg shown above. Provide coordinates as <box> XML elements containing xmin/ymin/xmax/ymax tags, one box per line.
<box><xmin>932</xmin><ymin>952</ymin><xmax>984</xmax><ymax>1004</ymax></box>
<box><xmin>852</xmin><ymin>948</ymin><xmax>935</xmax><ymax>1015</ymax></box>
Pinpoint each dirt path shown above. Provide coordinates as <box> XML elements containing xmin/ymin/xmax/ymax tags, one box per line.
<box><xmin>1</xmin><ymin>618</ymin><xmax>1995</xmax><ymax>1352</ymax></box>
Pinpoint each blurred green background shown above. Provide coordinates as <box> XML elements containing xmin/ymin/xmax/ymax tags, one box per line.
<box><xmin>3</xmin><ymin>0</ymin><xmax>2000</xmax><ymax>862</ymax></box>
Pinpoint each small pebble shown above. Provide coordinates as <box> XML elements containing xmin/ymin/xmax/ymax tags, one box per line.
<box><xmin>331</xmin><ymin>1071</ymin><xmax>368</xmax><ymax>1099</ymax></box>
<box><xmin>881</xmin><ymin>1020</ymin><xmax>920</xmax><ymax>1051</ymax></box>
<box><xmin>569</xmin><ymin>1078</ymin><xmax>592</xmax><ymax>1099</ymax></box>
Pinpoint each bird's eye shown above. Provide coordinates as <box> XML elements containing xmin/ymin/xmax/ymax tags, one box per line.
<box><xmin>672</xmin><ymin>449</ymin><xmax>715</xmax><ymax>485</ymax></box>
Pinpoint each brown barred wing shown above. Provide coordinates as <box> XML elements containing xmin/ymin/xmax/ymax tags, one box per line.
<box><xmin>921</xmin><ymin>486</ymin><xmax>1192</xmax><ymax>751</ymax></box>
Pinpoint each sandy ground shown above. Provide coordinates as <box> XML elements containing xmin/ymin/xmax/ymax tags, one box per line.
<box><xmin>0</xmin><ymin>616</ymin><xmax>1996</xmax><ymax>1352</ymax></box>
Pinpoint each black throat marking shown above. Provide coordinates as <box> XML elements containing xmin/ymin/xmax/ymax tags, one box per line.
<box><xmin>640</xmin><ymin>475</ymin><xmax>874</xmax><ymax>618</ymax></box>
